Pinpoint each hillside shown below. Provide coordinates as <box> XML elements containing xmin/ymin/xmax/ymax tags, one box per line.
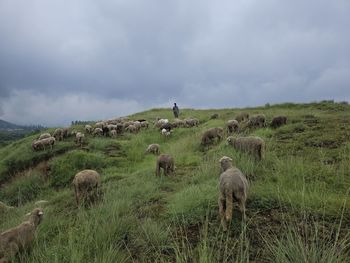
<box><xmin>0</xmin><ymin>101</ymin><xmax>350</xmax><ymax>262</ymax></box>
<box><xmin>0</xmin><ymin>119</ymin><xmax>45</xmax><ymax>146</ymax></box>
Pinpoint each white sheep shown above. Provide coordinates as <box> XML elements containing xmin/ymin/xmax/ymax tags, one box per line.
<box><xmin>85</xmin><ymin>125</ymin><xmax>93</xmax><ymax>134</ymax></box>
<box><xmin>0</xmin><ymin>208</ymin><xmax>44</xmax><ymax>262</ymax></box>
<box><xmin>218</xmin><ymin>156</ymin><xmax>248</xmax><ymax>231</ymax></box>
<box><xmin>38</xmin><ymin>133</ymin><xmax>51</xmax><ymax>140</ymax></box>
<box><xmin>75</xmin><ymin>132</ymin><xmax>85</xmax><ymax>147</ymax></box>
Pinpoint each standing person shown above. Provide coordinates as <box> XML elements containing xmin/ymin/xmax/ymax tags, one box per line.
<box><xmin>172</xmin><ymin>103</ymin><xmax>179</xmax><ymax>118</ymax></box>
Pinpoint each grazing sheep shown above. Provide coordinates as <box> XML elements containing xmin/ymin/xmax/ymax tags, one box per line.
<box><xmin>161</xmin><ymin>128</ymin><xmax>171</xmax><ymax>137</ymax></box>
<box><xmin>145</xmin><ymin>144</ymin><xmax>160</xmax><ymax>155</ymax></box>
<box><xmin>140</xmin><ymin>121</ymin><xmax>149</xmax><ymax>129</ymax></box>
<box><xmin>0</xmin><ymin>208</ymin><xmax>44</xmax><ymax>262</ymax></box>
<box><xmin>235</xmin><ymin>112</ymin><xmax>249</xmax><ymax>123</ymax></box>
<box><xmin>53</xmin><ymin>128</ymin><xmax>64</xmax><ymax>141</ymax></box>
<box><xmin>93</xmin><ymin>128</ymin><xmax>103</xmax><ymax>137</ymax></box>
<box><xmin>185</xmin><ymin>118</ymin><xmax>199</xmax><ymax>127</ymax></box>
<box><xmin>32</xmin><ymin>137</ymin><xmax>55</xmax><ymax>151</ymax></box>
<box><xmin>155</xmin><ymin>119</ymin><xmax>169</xmax><ymax>128</ymax></box>
<box><xmin>226</xmin><ymin>136</ymin><xmax>265</xmax><ymax>160</ymax></box>
<box><xmin>155</xmin><ymin>154</ymin><xmax>175</xmax><ymax>176</ymax></box>
<box><xmin>85</xmin><ymin>125</ymin><xmax>93</xmax><ymax>134</ymax></box>
<box><xmin>173</xmin><ymin>119</ymin><xmax>186</xmax><ymax>128</ymax></box>
<box><xmin>270</xmin><ymin>115</ymin><xmax>287</xmax><ymax>128</ymax></box>
<box><xmin>95</xmin><ymin>121</ymin><xmax>106</xmax><ymax>129</ymax></box>
<box><xmin>38</xmin><ymin>133</ymin><xmax>51</xmax><ymax>140</ymax></box>
<box><xmin>75</xmin><ymin>132</ymin><xmax>85</xmax><ymax>147</ymax></box>
<box><xmin>72</xmin><ymin>170</ymin><xmax>101</xmax><ymax>206</ymax></box>
<box><xmin>218</xmin><ymin>156</ymin><xmax>248</xmax><ymax>231</ymax></box>
<box><xmin>210</xmin><ymin>113</ymin><xmax>219</xmax><ymax>119</ymax></box>
<box><xmin>247</xmin><ymin>114</ymin><xmax>266</xmax><ymax>129</ymax></box>
<box><xmin>126</xmin><ymin>124</ymin><xmax>137</xmax><ymax>133</ymax></box>
<box><xmin>160</xmin><ymin>122</ymin><xmax>173</xmax><ymax>132</ymax></box>
<box><xmin>201</xmin><ymin>127</ymin><xmax>224</xmax><ymax>146</ymax></box>
<box><xmin>62</xmin><ymin>128</ymin><xmax>69</xmax><ymax>138</ymax></box>
<box><xmin>110</xmin><ymin>130</ymin><xmax>117</xmax><ymax>138</ymax></box>
<box><xmin>226</xmin><ymin>120</ymin><xmax>239</xmax><ymax>134</ymax></box>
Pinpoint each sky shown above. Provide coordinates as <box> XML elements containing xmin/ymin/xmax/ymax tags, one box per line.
<box><xmin>0</xmin><ymin>0</ymin><xmax>349</xmax><ymax>126</ymax></box>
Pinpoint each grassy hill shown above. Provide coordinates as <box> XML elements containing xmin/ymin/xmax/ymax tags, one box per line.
<box><xmin>0</xmin><ymin>101</ymin><xmax>350</xmax><ymax>262</ymax></box>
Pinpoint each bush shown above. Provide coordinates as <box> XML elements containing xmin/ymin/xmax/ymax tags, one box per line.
<box><xmin>50</xmin><ymin>150</ymin><xmax>106</xmax><ymax>188</ymax></box>
<box><xmin>0</xmin><ymin>171</ymin><xmax>46</xmax><ymax>205</ymax></box>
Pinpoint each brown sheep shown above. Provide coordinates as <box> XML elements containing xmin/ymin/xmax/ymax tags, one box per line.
<box><xmin>62</xmin><ymin>128</ymin><xmax>69</xmax><ymax>138</ymax></box>
<box><xmin>247</xmin><ymin>114</ymin><xmax>266</xmax><ymax>128</ymax></box>
<box><xmin>72</xmin><ymin>170</ymin><xmax>101</xmax><ymax>206</ymax></box>
<box><xmin>235</xmin><ymin>112</ymin><xmax>249</xmax><ymax>122</ymax></box>
<box><xmin>201</xmin><ymin>127</ymin><xmax>224</xmax><ymax>146</ymax></box>
<box><xmin>270</xmin><ymin>115</ymin><xmax>287</xmax><ymax>128</ymax></box>
<box><xmin>218</xmin><ymin>156</ymin><xmax>248</xmax><ymax>231</ymax></box>
<box><xmin>185</xmin><ymin>118</ymin><xmax>199</xmax><ymax>127</ymax></box>
<box><xmin>0</xmin><ymin>208</ymin><xmax>44</xmax><ymax>262</ymax></box>
<box><xmin>226</xmin><ymin>120</ymin><xmax>239</xmax><ymax>134</ymax></box>
<box><xmin>32</xmin><ymin>137</ymin><xmax>55</xmax><ymax>151</ymax></box>
<box><xmin>145</xmin><ymin>144</ymin><xmax>160</xmax><ymax>155</ymax></box>
<box><xmin>227</xmin><ymin>136</ymin><xmax>265</xmax><ymax>160</ymax></box>
<box><xmin>155</xmin><ymin>154</ymin><xmax>175</xmax><ymax>176</ymax></box>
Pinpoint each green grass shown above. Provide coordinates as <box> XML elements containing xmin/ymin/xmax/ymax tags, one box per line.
<box><xmin>0</xmin><ymin>101</ymin><xmax>350</xmax><ymax>262</ymax></box>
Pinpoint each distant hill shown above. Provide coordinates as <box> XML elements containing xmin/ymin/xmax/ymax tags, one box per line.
<box><xmin>0</xmin><ymin>119</ymin><xmax>45</xmax><ymax>145</ymax></box>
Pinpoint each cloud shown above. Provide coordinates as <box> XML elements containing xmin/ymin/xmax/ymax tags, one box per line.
<box><xmin>0</xmin><ymin>90</ymin><xmax>144</xmax><ymax>126</ymax></box>
<box><xmin>0</xmin><ymin>0</ymin><xmax>349</xmax><ymax>125</ymax></box>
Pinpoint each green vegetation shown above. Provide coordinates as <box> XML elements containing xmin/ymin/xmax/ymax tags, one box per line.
<box><xmin>0</xmin><ymin>101</ymin><xmax>350</xmax><ymax>262</ymax></box>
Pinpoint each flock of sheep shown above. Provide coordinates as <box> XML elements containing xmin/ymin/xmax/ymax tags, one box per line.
<box><xmin>0</xmin><ymin>112</ymin><xmax>287</xmax><ymax>262</ymax></box>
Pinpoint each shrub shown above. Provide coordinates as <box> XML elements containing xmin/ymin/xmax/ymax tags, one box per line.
<box><xmin>50</xmin><ymin>150</ymin><xmax>106</xmax><ymax>188</ymax></box>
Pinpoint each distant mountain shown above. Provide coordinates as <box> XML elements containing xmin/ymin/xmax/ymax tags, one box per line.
<box><xmin>0</xmin><ymin>119</ymin><xmax>24</xmax><ymax>130</ymax></box>
<box><xmin>0</xmin><ymin>119</ymin><xmax>45</xmax><ymax>131</ymax></box>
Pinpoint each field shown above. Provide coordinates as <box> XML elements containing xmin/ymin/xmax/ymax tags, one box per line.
<box><xmin>0</xmin><ymin>101</ymin><xmax>350</xmax><ymax>262</ymax></box>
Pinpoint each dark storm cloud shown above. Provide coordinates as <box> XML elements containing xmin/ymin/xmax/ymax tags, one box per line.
<box><xmin>0</xmin><ymin>0</ymin><xmax>349</xmax><ymax>125</ymax></box>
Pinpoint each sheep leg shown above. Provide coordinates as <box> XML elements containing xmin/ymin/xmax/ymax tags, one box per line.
<box><xmin>218</xmin><ymin>195</ymin><xmax>227</xmax><ymax>231</ymax></box>
<box><xmin>74</xmin><ymin>186</ymin><xmax>79</xmax><ymax>206</ymax></box>
<box><xmin>164</xmin><ymin>165</ymin><xmax>168</xmax><ymax>176</ymax></box>
<box><xmin>225</xmin><ymin>191</ymin><xmax>233</xmax><ymax>222</ymax></box>
<box><xmin>239</xmin><ymin>200</ymin><xmax>246</xmax><ymax>221</ymax></box>
<box><xmin>155</xmin><ymin>163</ymin><xmax>160</xmax><ymax>176</ymax></box>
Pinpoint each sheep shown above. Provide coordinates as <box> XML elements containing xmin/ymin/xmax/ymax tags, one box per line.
<box><xmin>53</xmin><ymin>128</ymin><xmax>64</xmax><ymax>141</ymax></box>
<box><xmin>95</xmin><ymin>121</ymin><xmax>106</xmax><ymax>129</ymax></box>
<box><xmin>161</xmin><ymin>128</ymin><xmax>171</xmax><ymax>137</ymax></box>
<box><xmin>145</xmin><ymin>144</ymin><xmax>160</xmax><ymax>155</ymax></box>
<box><xmin>226</xmin><ymin>136</ymin><xmax>265</xmax><ymax>160</ymax></box>
<box><xmin>0</xmin><ymin>208</ymin><xmax>44</xmax><ymax>262</ymax></box>
<box><xmin>210</xmin><ymin>113</ymin><xmax>219</xmax><ymax>119</ymax></box>
<box><xmin>72</xmin><ymin>170</ymin><xmax>101</xmax><ymax>206</ymax></box>
<box><xmin>110</xmin><ymin>130</ymin><xmax>117</xmax><ymax>138</ymax></box>
<box><xmin>270</xmin><ymin>115</ymin><xmax>287</xmax><ymax>128</ymax></box>
<box><xmin>38</xmin><ymin>133</ymin><xmax>51</xmax><ymax>140</ymax></box>
<box><xmin>155</xmin><ymin>154</ymin><xmax>175</xmax><ymax>176</ymax></box>
<box><xmin>75</xmin><ymin>132</ymin><xmax>85</xmax><ymax>147</ymax></box>
<box><xmin>32</xmin><ymin>137</ymin><xmax>55</xmax><ymax>151</ymax></box>
<box><xmin>185</xmin><ymin>118</ymin><xmax>199</xmax><ymax>127</ymax></box>
<box><xmin>173</xmin><ymin>119</ymin><xmax>186</xmax><ymax>128</ymax></box>
<box><xmin>140</xmin><ymin>121</ymin><xmax>149</xmax><ymax>129</ymax></box>
<box><xmin>160</xmin><ymin>122</ymin><xmax>173</xmax><ymax>132</ymax></box>
<box><xmin>125</xmin><ymin>124</ymin><xmax>137</xmax><ymax>133</ymax></box>
<box><xmin>247</xmin><ymin>114</ymin><xmax>266</xmax><ymax>129</ymax></box>
<box><xmin>62</xmin><ymin>128</ymin><xmax>69</xmax><ymax>138</ymax></box>
<box><xmin>235</xmin><ymin>112</ymin><xmax>249</xmax><ymax>122</ymax></box>
<box><xmin>226</xmin><ymin>120</ymin><xmax>239</xmax><ymax>134</ymax></box>
<box><xmin>85</xmin><ymin>125</ymin><xmax>93</xmax><ymax>134</ymax></box>
<box><xmin>93</xmin><ymin>128</ymin><xmax>103</xmax><ymax>137</ymax></box>
<box><xmin>218</xmin><ymin>156</ymin><xmax>248</xmax><ymax>231</ymax></box>
<box><xmin>133</xmin><ymin>121</ymin><xmax>142</xmax><ymax>132</ymax></box>
<box><xmin>201</xmin><ymin>127</ymin><xmax>224</xmax><ymax>146</ymax></box>
<box><xmin>155</xmin><ymin>119</ymin><xmax>169</xmax><ymax>128</ymax></box>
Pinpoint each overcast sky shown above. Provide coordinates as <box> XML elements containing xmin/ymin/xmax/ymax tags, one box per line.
<box><xmin>0</xmin><ymin>0</ymin><xmax>349</xmax><ymax>126</ymax></box>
